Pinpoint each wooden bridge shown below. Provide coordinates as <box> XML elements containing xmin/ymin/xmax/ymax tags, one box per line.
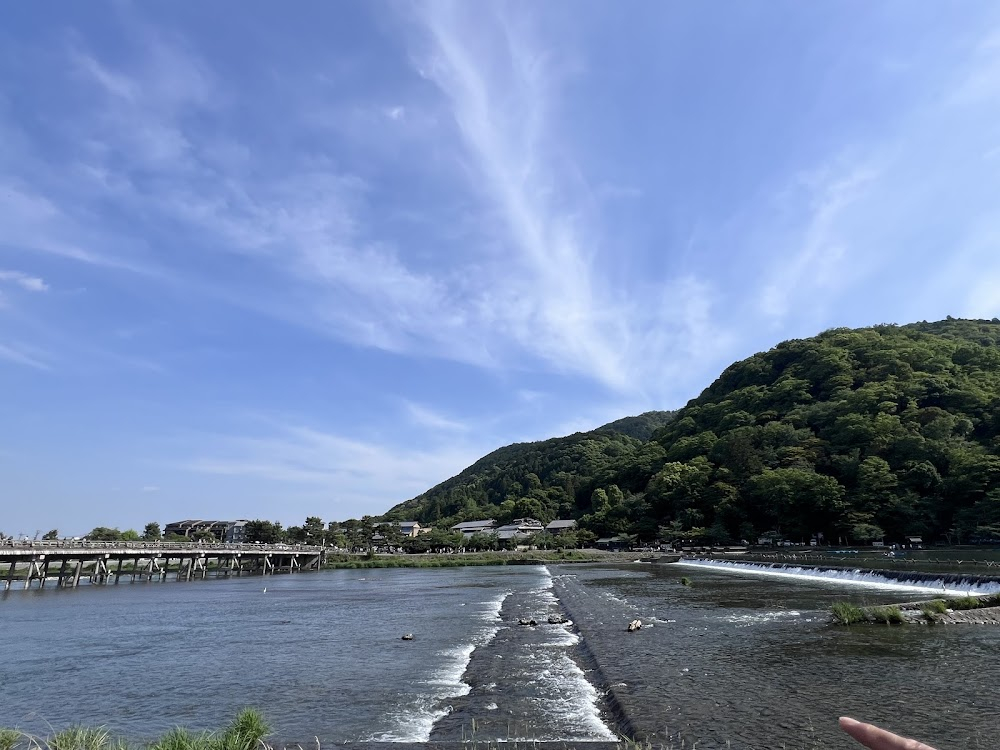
<box><xmin>0</xmin><ymin>540</ymin><xmax>326</xmax><ymax>590</ymax></box>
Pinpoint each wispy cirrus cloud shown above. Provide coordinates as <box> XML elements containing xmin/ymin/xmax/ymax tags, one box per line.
<box><xmin>0</xmin><ymin>341</ymin><xmax>51</xmax><ymax>370</ymax></box>
<box><xmin>182</xmin><ymin>422</ymin><xmax>488</xmax><ymax>515</ymax></box>
<box><xmin>411</xmin><ymin>1</ymin><xmax>727</xmax><ymax>394</ymax></box>
<box><xmin>758</xmin><ymin>162</ymin><xmax>880</xmax><ymax>322</ymax></box>
<box><xmin>1</xmin><ymin>5</ymin><xmax>734</xmax><ymax>401</ymax></box>
<box><xmin>741</xmin><ymin>18</ymin><xmax>1000</xmax><ymax>333</ymax></box>
<box><xmin>402</xmin><ymin>400</ymin><xmax>469</xmax><ymax>432</ymax></box>
<box><xmin>0</xmin><ymin>269</ymin><xmax>49</xmax><ymax>293</ymax></box>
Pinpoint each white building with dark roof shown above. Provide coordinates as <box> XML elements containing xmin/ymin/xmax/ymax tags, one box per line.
<box><xmin>450</xmin><ymin>519</ymin><xmax>497</xmax><ymax>538</ymax></box>
<box><xmin>495</xmin><ymin>518</ymin><xmax>544</xmax><ymax>541</ymax></box>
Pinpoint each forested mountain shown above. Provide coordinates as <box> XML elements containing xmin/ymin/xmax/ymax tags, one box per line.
<box><xmin>596</xmin><ymin>411</ymin><xmax>676</xmax><ymax>440</ymax></box>
<box><xmin>389</xmin><ymin>319</ymin><xmax>1000</xmax><ymax>545</ymax></box>
<box><xmin>385</xmin><ymin>411</ymin><xmax>675</xmax><ymax>528</ymax></box>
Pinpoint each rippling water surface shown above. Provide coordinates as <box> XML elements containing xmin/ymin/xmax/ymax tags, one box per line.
<box><xmin>0</xmin><ymin>566</ymin><xmax>611</xmax><ymax>744</ymax></box>
<box><xmin>555</xmin><ymin>562</ymin><xmax>1000</xmax><ymax>749</ymax></box>
<box><xmin>2</xmin><ymin>562</ymin><xmax>998</xmax><ymax>749</ymax></box>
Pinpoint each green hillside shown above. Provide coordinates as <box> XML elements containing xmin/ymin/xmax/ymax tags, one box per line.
<box><xmin>384</xmin><ymin>411</ymin><xmax>675</xmax><ymax>528</ymax></box>
<box><xmin>390</xmin><ymin>319</ymin><xmax>1000</xmax><ymax>546</ymax></box>
<box><xmin>642</xmin><ymin>318</ymin><xmax>1000</xmax><ymax>545</ymax></box>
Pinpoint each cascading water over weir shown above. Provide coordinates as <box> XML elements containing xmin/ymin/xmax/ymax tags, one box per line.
<box><xmin>677</xmin><ymin>557</ymin><xmax>1000</xmax><ymax>595</ymax></box>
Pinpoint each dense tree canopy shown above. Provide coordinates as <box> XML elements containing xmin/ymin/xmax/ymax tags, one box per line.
<box><xmin>388</xmin><ymin>320</ymin><xmax>1000</xmax><ymax>545</ymax></box>
<box><xmin>385</xmin><ymin>412</ymin><xmax>676</xmax><ymax>532</ymax></box>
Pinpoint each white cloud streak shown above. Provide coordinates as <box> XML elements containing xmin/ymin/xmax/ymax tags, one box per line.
<box><xmin>1</xmin><ymin>7</ymin><xmax>735</xmax><ymax>403</ymax></box>
<box><xmin>402</xmin><ymin>400</ymin><xmax>468</xmax><ymax>432</ymax></box>
<box><xmin>758</xmin><ymin>164</ymin><xmax>880</xmax><ymax>322</ymax></box>
<box><xmin>0</xmin><ymin>342</ymin><xmax>50</xmax><ymax>370</ymax></box>
<box><xmin>413</xmin><ymin>1</ymin><xmax>725</xmax><ymax>394</ymax></box>
<box><xmin>183</xmin><ymin>423</ymin><xmax>486</xmax><ymax>514</ymax></box>
<box><xmin>0</xmin><ymin>269</ymin><xmax>49</xmax><ymax>292</ymax></box>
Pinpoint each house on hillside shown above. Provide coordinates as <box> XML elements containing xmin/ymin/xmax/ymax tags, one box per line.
<box><xmin>375</xmin><ymin>521</ymin><xmax>430</xmax><ymax>538</ymax></box>
<box><xmin>495</xmin><ymin>518</ymin><xmax>544</xmax><ymax>541</ymax></box>
<box><xmin>596</xmin><ymin>535</ymin><xmax>631</xmax><ymax>551</ymax></box>
<box><xmin>397</xmin><ymin>521</ymin><xmax>427</xmax><ymax>538</ymax></box>
<box><xmin>545</xmin><ymin>519</ymin><xmax>577</xmax><ymax>535</ymax></box>
<box><xmin>450</xmin><ymin>519</ymin><xmax>497</xmax><ymax>539</ymax></box>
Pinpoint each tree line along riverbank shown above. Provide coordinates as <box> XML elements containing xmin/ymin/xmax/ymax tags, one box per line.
<box><xmin>320</xmin><ymin>549</ymin><xmax>642</xmax><ymax>568</ymax></box>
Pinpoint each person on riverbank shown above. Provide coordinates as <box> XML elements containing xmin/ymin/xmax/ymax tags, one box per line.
<box><xmin>840</xmin><ymin>717</ymin><xmax>938</xmax><ymax>750</ymax></box>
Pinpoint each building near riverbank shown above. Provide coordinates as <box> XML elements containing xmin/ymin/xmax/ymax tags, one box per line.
<box><xmin>546</xmin><ymin>519</ymin><xmax>577</xmax><ymax>535</ymax></box>
<box><xmin>450</xmin><ymin>519</ymin><xmax>497</xmax><ymax>538</ymax></box>
<box><xmin>495</xmin><ymin>518</ymin><xmax>544</xmax><ymax>541</ymax></box>
<box><xmin>162</xmin><ymin>519</ymin><xmax>249</xmax><ymax>543</ymax></box>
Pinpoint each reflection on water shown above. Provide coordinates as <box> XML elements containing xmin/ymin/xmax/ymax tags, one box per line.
<box><xmin>554</xmin><ymin>563</ymin><xmax>1000</xmax><ymax>749</ymax></box>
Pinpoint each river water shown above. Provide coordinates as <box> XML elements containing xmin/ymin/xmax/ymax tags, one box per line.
<box><xmin>1</xmin><ymin>562</ymin><xmax>997</xmax><ymax>749</ymax></box>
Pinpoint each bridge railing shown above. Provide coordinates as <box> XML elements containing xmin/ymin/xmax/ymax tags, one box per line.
<box><xmin>0</xmin><ymin>540</ymin><xmax>325</xmax><ymax>553</ymax></box>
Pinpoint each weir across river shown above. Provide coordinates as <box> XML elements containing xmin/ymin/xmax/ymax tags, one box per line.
<box><xmin>0</xmin><ymin>540</ymin><xmax>326</xmax><ymax>590</ymax></box>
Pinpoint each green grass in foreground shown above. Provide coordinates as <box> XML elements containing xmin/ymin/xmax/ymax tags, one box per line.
<box><xmin>0</xmin><ymin>709</ymin><xmax>269</xmax><ymax>750</ymax></box>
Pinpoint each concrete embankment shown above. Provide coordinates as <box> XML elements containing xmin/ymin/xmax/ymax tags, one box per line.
<box><xmin>935</xmin><ymin>606</ymin><xmax>1000</xmax><ymax>624</ymax></box>
<box><xmin>683</xmin><ymin>556</ymin><xmax>1000</xmax><ymax>595</ymax></box>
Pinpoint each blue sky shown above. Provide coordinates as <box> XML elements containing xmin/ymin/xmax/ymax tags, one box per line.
<box><xmin>3</xmin><ymin>2</ymin><xmax>1000</xmax><ymax>536</ymax></box>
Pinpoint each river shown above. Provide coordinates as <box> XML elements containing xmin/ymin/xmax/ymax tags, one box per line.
<box><xmin>1</xmin><ymin>562</ymin><xmax>997</xmax><ymax>749</ymax></box>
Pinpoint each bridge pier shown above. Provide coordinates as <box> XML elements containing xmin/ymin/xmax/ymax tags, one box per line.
<box><xmin>92</xmin><ymin>557</ymin><xmax>109</xmax><ymax>585</ymax></box>
<box><xmin>1</xmin><ymin>543</ymin><xmax>326</xmax><ymax>590</ymax></box>
<box><xmin>24</xmin><ymin>558</ymin><xmax>42</xmax><ymax>589</ymax></box>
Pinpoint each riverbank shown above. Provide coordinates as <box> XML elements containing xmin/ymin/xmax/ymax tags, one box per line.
<box><xmin>322</xmin><ymin>550</ymin><xmax>643</xmax><ymax>569</ymax></box>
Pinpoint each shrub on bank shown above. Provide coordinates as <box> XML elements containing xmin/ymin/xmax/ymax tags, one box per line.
<box><xmin>868</xmin><ymin>605</ymin><xmax>904</xmax><ymax>625</ymax></box>
<box><xmin>830</xmin><ymin>601</ymin><xmax>865</xmax><ymax>625</ymax></box>
<box><xmin>920</xmin><ymin>599</ymin><xmax>949</xmax><ymax>622</ymax></box>
<box><xmin>946</xmin><ymin>593</ymin><xmax>1000</xmax><ymax>610</ymax></box>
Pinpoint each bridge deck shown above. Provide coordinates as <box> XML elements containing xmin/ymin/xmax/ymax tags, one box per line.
<box><xmin>0</xmin><ymin>542</ymin><xmax>326</xmax><ymax>590</ymax></box>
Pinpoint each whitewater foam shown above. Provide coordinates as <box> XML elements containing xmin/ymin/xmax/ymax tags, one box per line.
<box><xmin>511</xmin><ymin>651</ymin><xmax>617</xmax><ymax>741</ymax></box>
<box><xmin>721</xmin><ymin>610</ymin><xmax>803</xmax><ymax>626</ymax></box>
<box><xmin>372</xmin><ymin>591</ymin><xmax>512</xmax><ymax>743</ymax></box>
<box><xmin>678</xmin><ymin>559</ymin><xmax>1000</xmax><ymax>595</ymax></box>
<box><xmin>523</xmin><ymin>567</ymin><xmax>618</xmax><ymax>741</ymax></box>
